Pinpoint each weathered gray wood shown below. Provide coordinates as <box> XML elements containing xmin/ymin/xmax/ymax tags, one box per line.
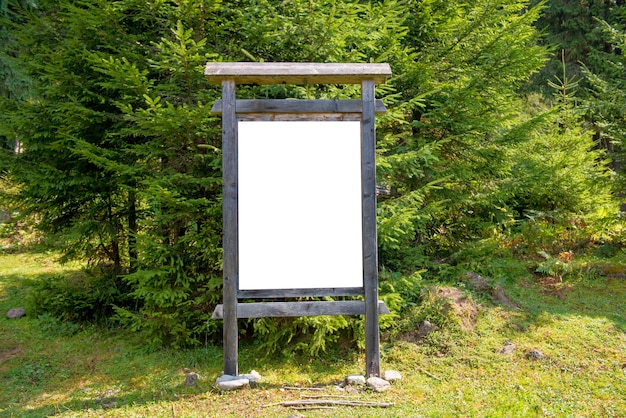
<box><xmin>236</xmin><ymin>113</ymin><xmax>362</xmax><ymax>122</ymax></box>
<box><xmin>205</xmin><ymin>62</ymin><xmax>392</xmax><ymax>85</ymax></box>
<box><xmin>212</xmin><ymin>301</ymin><xmax>390</xmax><ymax>319</ymax></box>
<box><xmin>211</xmin><ymin>63</ymin><xmax>389</xmax><ymax>379</ymax></box>
<box><xmin>264</xmin><ymin>399</ymin><xmax>395</xmax><ymax>408</ymax></box>
<box><xmin>221</xmin><ymin>79</ymin><xmax>238</xmax><ymax>377</ymax></box>
<box><xmin>361</xmin><ymin>79</ymin><xmax>380</xmax><ymax>378</ymax></box>
<box><xmin>238</xmin><ymin>287</ymin><xmax>364</xmax><ymax>299</ymax></box>
<box><xmin>211</xmin><ymin>99</ymin><xmax>387</xmax><ymax>114</ymax></box>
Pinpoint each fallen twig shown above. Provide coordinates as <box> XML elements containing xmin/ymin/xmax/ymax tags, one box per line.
<box><xmin>416</xmin><ymin>366</ymin><xmax>443</xmax><ymax>381</ymax></box>
<box><xmin>302</xmin><ymin>394</ymin><xmax>355</xmax><ymax>399</ymax></box>
<box><xmin>291</xmin><ymin>406</ymin><xmax>337</xmax><ymax>410</ymax></box>
<box><xmin>281</xmin><ymin>386</ymin><xmax>326</xmax><ymax>391</ymax></box>
<box><xmin>264</xmin><ymin>399</ymin><xmax>395</xmax><ymax>408</ymax></box>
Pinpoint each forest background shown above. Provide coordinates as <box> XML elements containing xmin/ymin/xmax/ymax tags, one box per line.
<box><xmin>0</xmin><ymin>0</ymin><xmax>625</xmax><ymax>353</ymax></box>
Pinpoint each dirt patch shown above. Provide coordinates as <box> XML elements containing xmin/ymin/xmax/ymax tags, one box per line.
<box><xmin>462</xmin><ymin>272</ymin><xmax>519</xmax><ymax>308</ymax></box>
<box><xmin>429</xmin><ymin>286</ymin><xmax>478</xmax><ymax>332</ymax></box>
<box><xmin>0</xmin><ymin>347</ymin><xmax>22</xmax><ymax>364</ymax></box>
<box><xmin>596</xmin><ymin>263</ymin><xmax>626</xmax><ymax>279</ymax></box>
<box><xmin>400</xmin><ymin>320</ymin><xmax>437</xmax><ymax>343</ymax></box>
<box><xmin>535</xmin><ymin>276</ymin><xmax>572</xmax><ymax>299</ymax></box>
<box><xmin>399</xmin><ymin>286</ymin><xmax>479</xmax><ymax>342</ymax></box>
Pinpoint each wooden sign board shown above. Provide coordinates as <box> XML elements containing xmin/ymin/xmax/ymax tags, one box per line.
<box><xmin>206</xmin><ymin>62</ymin><xmax>391</xmax><ymax>378</ymax></box>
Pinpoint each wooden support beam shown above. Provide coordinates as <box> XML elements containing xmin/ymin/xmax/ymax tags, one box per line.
<box><xmin>211</xmin><ymin>99</ymin><xmax>387</xmax><ymax>114</ymax></box>
<box><xmin>212</xmin><ymin>301</ymin><xmax>390</xmax><ymax>319</ymax></box>
<box><xmin>235</xmin><ymin>113</ymin><xmax>362</xmax><ymax>121</ymax></box>
<box><xmin>205</xmin><ymin>62</ymin><xmax>392</xmax><ymax>85</ymax></box>
<box><xmin>361</xmin><ymin>79</ymin><xmax>381</xmax><ymax>378</ymax></box>
<box><xmin>221</xmin><ymin>79</ymin><xmax>238</xmax><ymax>377</ymax></box>
<box><xmin>237</xmin><ymin>287</ymin><xmax>364</xmax><ymax>299</ymax></box>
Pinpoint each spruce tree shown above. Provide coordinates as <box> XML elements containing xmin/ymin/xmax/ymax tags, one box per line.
<box><xmin>377</xmin><ymin>0</ymin><xmax>549</xmax><ymax>266</ymax></box>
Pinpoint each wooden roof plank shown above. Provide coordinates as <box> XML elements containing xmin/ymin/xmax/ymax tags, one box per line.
<box><xmin>205</xmin><ymin>62</ymin><xmax>392</xmax><ymax>84</ymax></box>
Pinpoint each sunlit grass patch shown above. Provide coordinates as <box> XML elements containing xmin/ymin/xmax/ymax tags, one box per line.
<box><xmin>1</xmin><ymin>251</ymin><xmax>625</xmax><ymax>417</ymax></box>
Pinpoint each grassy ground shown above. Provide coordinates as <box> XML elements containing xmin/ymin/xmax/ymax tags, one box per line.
<box><xmin>1</xmin><ymin>251</ymin><xmax>625</xmax><ymax>417</ymax></box>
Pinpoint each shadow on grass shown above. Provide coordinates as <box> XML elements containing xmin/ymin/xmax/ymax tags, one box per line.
<box><xmin>502</xmin><ymin>275</ymin><xmax>626</xmax><ymax>333</ymax></box>
<box><xmin>0</xmin><ymin>341</ymin><xmax>357</xmax><ymax>418</ymax></box>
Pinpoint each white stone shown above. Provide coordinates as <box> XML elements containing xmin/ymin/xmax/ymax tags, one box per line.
<box><xmin>240</xmin><ymin>370</ymin><xmax>262</xmax><ymax>384</ymax></box>
<box><xmin>366</xmin><ymin>376</ymin><xmax>391</xmax><ymax>392</ymax></box>
<box><xmin>382</xmin><ymin>370</ymin><xmax>402</xmax><ymax>382</ymax></box>
<box><xmin>216</xmin><ymin>374</ymin><xmax>237</xmax><ymax>382</ymax></box>
<box><xmin>345</xmin><ymin>374</ymin><xmax>366</xmax><ymax>385</ymax></box>
<box><xmin>216</xmin><ymin>374</ymin><xmax>250</xmax><ymax>390</ymax></box>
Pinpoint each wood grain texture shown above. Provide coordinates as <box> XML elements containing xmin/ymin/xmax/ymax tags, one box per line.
<box><xmin>211</xmin><ymin>99</ymin><xmax>387</xmax><ymax>114</ymax></box>
<box><xmin>205</xmin><ymin>62</ymin><xmax>391</xmax><ymax>85</ymax></box>
<box><xmin>361</xmin><ymin>80</ymin><xmax>381</xmax><ymax>378</ymax></box>
<box><xmin>238</xmin><ymin>287</ymin><xmax>364</xmax><ymax>299</ymax></box>
<box><xmin>212</xmin><ymin>301</ymin><xmax>390</xmax><ymax>319</ymax></box>
<box><xmin>235</xmin><ymin>113</ymin><xmax>362</xmax><ymax>121</ymax></box>
<box><xmin>221</xmin><ymin>79</ymin><xmax>238</xmax><ymax>376</ymax></box>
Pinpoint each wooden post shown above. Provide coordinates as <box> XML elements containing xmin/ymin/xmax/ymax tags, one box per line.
<box><xmin>361</xmin><ymin>80</ymin><xmax>380</xmax><ymax>378</ymax></box>
<box><xmin>221</xmin><ymin>79</ymin><xmax>238</xmax><ymax>376</ymax></box>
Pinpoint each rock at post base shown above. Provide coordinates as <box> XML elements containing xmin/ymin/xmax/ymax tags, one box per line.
<box><xmin>239</xmin><ymin>370</ymin><xmax>262</xmax><ymax>386</ymax></box>
<box><xmin>216</xmin><ymin>374</ymin><xmax>250</xmax><ymax>390</ymax></box>
<box><xmin>345</xmin><ymin>374</ymin><xmax>366</xmax><ymax>386</ymax></box>
<box><xmin>382</xmin><ymin>370</ymin><xmax>402</xmax><ymax>382</ymax></box>
<box><xmin>366</xmin><ymin>376</ymin><xmax>391</xmax><ymax>392</ymax></box>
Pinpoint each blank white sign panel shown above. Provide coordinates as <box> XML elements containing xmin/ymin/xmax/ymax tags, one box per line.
<box><xmin>238</xmin><ymin>121</ymin><xmax>363</xmax><ymax>290</ymax></box>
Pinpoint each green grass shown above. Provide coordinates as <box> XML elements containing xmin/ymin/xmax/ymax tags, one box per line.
<box><xmin>1</xmin><ymin>251</ymin><xmax>625</xmax><ymax>417</ymax></box>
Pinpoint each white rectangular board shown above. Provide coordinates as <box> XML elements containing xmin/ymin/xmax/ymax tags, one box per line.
<box><xmin>238</xmin><ymin>121</ymin><xmax>363</xmax><ymax>290</ymax></box>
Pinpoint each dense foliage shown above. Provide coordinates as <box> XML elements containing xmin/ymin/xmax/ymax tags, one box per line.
<box><xmin>1</xmin><ymin>0</ymin><xmax>623</xmax><ymax>351</ymax></box>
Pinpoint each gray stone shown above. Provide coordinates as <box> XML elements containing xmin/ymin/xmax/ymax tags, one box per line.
<box><xmin>417</xmin><ymin>320</ymin><xmax>436</xmax><ymax>338</ymax></box>
<box><xmin>6</xmin><ymin>308</ymin><xmax>25</xmax><ymax>319</ymax></box>
<box><xmin>366</xmin><ymin>376</ymin><xmax>391</xmax><ymax>392</ymax></box>
<box><xmin>216</xmin><ymin>374</ymin><xmax>250</xmax><ymax>390</ymax></box>
<box><xmin>239</xmin><ymin>370</ymin><xmax>262</xmax><ymax>386</ymax></box>
<box><xmin>382</xmin><ymin>370</ymin><xmax>402</xmax><ymax>382</ymax></box>
<box><xmin>345</xmin><ymin>374</ymin><xmax>366</xmax><ymax>385</ymax></box>
<box><xmin>185</xmin><ymin>372</ymin><xmax>200</xmax><ymax>386</ymax></box>
<box><xmin>526</xmin><ymin>349</ymin><xmax>545</xmax><ymax>360</ymax></box>
<box><xmin>101</xmin><ymin>401</ymin><xmax>117</xmax><ymax>409</ymax></box>
<box><xmin>216</xmin><ymin>374</ymin><xmax>239</xmax><ymax>382</ymax></box>
<box><xmin>466</xmin><ymin>272</ymin><xmax>490</xmax><ymax>292</ymax></box>
<box><xmin>500</xmin><ymin>341</ymin><xmax>516</xmax><ymax>355</ymax></box>
<box><xmin>345</xmin><ymin>386</ymin><xmax>360</xmax><ymax>394</ymax></box>
<box><xmin>464</xmin><ymin>272</ymin><xmax>519</xmax><ymax>308</ymax></box>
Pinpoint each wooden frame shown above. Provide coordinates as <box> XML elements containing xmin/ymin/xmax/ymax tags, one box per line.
<box><xmin>206</xmin><ymin>62</ymin><xmax>391</xmax><ymax>378</ymax></box>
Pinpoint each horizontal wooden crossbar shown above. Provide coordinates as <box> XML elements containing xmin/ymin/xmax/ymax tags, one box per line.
<box><xmin>238</xmin><ymin>287</ymin><xmax>365</xmax><ymax>298</ymax></box>
<box><xmin>212</xmin><ymin>301</ymin><xmax>390</xmax><ymax>319</ymax></box>
<box><xmin>211</xmin><ymin>99</ymin><xmax>387</xmax><ymax>114</ymax></box>
<box><xmin>205</xmin><ymin>62</ymin><xmax>392</xmax><ymax>85</ymax></box>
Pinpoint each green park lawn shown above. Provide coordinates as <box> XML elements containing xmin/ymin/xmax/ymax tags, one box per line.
<box><xmin>1</xmin><ymin>250</ymin><xmax>625</xmax><ymax>417</ymax></box>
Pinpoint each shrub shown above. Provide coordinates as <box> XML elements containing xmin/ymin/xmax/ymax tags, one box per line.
<box><xmin>26</xmin><ymin>270</ymin><xmax>132</xmax><ymax>324</ymax></box>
